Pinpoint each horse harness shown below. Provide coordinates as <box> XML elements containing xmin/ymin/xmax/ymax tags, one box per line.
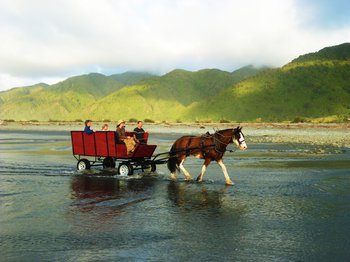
<box><xmin>200</xmin><ymin>132</ymin><xmax>213</xmax><ymax>157</ymax></box>
<box><xmin>171</xmin><ymin>128</ymin><xmax>240</xmax><ymax>158</ymax></box>
<box><xmin>201</xmin><ymin>129</ymin><xmax>236</xmax><ymax>155</ymax></box>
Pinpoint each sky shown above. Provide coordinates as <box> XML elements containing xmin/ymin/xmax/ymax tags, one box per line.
<box><xmin>0</xmin><ymin>0</ymin><xmax>349</xmax><ymax>91</ymax></box>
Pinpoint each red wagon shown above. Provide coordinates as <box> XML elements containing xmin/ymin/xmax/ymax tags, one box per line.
<box><xmin>71</xmin><ymin>131</ymin><xmax>166</xmax><ymax>176</ymax></box>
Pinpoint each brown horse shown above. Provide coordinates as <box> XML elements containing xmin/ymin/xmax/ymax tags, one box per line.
<box><xmin>167</xmin><ymin>127</ymin><xmax>247</xmax><ymax>185</ymax></box>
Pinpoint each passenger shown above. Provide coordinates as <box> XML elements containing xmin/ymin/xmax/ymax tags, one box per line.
<box><xmin>84</xmin><ymin>120</ymin><xmax>95</xmax><ymax>134</ymax></box>
<box><xmin>133</xmin><ymin>121</ymin><xmax>146</xmax><ymax>144</ymax></box>
<box><xmin>101</xmin><ymin>123</ymin><xmax>109</xmax><ymax>131</ymax></box>
<box><xmin>116</xmin><ymin>120</ymin><xmax>136</xmax><ymax>155</ymax></box>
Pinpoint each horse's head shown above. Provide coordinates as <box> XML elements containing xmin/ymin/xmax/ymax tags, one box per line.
<box><xmin>233</xmin><ymin>126</ymin><xmax>247</xmax><ymax>150</ymax></box>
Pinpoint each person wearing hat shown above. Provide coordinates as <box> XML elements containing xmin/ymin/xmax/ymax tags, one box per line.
<box><xmin>116</xmin><ymin>120</ymin><xmax>136</xmax><ymax>155</ymax></box>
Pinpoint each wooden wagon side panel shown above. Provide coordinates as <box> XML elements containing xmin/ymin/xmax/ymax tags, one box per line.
<box><xmin>95</xmin><ymin>132</ymin><xmax>108</xmax><ymax>157</ymax></box>
<box><xmin>126</xmin><ymin>131</ymin><xmax>149</xmax><ymax>144</ymax></box>
<box><xmin>107</xmin><ymin>131</ymin><xmax>117</xmax><ymax>157</ymax></box>
<box><xmin>116</xmin><ymin>144</ymin><xmax>128</xmax><ymax>158</ymax></box>
<box><xmin>71</xmin><ymin>131</ymin><xmax>85</xmax><ymax>155</ymax></box>
<box><xmin>83</xmin><ymin>133</ymin><xmax>96</xmax><ymax>156</ymax></box>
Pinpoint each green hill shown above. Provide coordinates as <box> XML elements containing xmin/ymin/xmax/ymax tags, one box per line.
<box><xmin>49</xmin><ymin>72</ymin><xmax>155</xmax><ymax>97</ymax></box>
<box><xmin>292</xmin><ymin>43</ymin><xmax>350</xmax><ymax>62</ymax></box>
<box><xmin>187</xmin><ymin>43</ymin><xmax>350</xmax><ymax>122</ymax></box>
<box><xmin>0</xmin><ymin>72</ymin><xmax>155</xmax><ymax>121</ymax></box>
<box><xmin>109</xmin><ymin>72</ymin><xmax>155</xmax><ymax>86</ymax></box>
<box><xmin>0</xmin><ymin>43</ymin><xmax>349</xmax><ymax>123</ymax></box>
<box><xmin>85</xmin><ymin>67</ymin><xmax>261</xmax><ymax>121</ymax></box>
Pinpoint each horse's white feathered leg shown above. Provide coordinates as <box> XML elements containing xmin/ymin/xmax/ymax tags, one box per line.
<box><xmin>170</xmin><ymin>172</ymin><xmax>177</xmax><ymax>181</ymax></box>
<box><xmin>179</xmin><ymin>159</ymin><xmax>192</xmax><ymax>181</ymax></box>
<box><xmin>197</xmin><ymin>159</ymin><xmax>211</xmax><ymax>182</ymax></box>
<box><xmin>217</xmin><ymin>160</ymin><xmax>234</xmax><ymax>185</ymax></box>
<box><xmin>196</xmin><ymin>165</ymin><xmax>207</xmax><ymax>182</ymax></box>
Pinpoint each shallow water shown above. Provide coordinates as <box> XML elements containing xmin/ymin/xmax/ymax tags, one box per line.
<box><xmin>0</xmin><ymin>129</ymin><xmax>349</xmax><ymax>261</ymax></box>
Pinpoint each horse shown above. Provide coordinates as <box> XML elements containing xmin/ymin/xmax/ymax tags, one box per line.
<box><xmin>167</xmin><ymin>126</ymin><xmax>247</xmax><ymax>185</ymax></box>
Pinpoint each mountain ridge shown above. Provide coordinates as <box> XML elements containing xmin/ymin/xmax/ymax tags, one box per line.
<box><xmin>0</xmin><ymin>43</ymin><xmax>349</xmax><ymax>122</ymax></box>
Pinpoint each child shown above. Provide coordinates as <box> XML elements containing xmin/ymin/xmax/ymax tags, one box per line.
<box><xmin>84</xmin><ymin>120</ymin><xmax>95</xmax><ymax>134</ymax></box>
<box><xmin>101</xmin><ymin>123</ymin><xmax>109</xmax><ymax>131</ymax></box>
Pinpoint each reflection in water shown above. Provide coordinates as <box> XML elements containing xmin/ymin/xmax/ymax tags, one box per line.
<box><xmin>71</xmin><ymin>174</ymin><xmax>156</xmax><ymax>199</ymax></box>
<box><xmin>167</xmin><ymin>181</ymin><xmax>232</xmax><ymax>210</ymax></box>
<box><xmin>67</xmin><ymin>175</ymin><xmax>155</xmax><ymax>230</ymax></box>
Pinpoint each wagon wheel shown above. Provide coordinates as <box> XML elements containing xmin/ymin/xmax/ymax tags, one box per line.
<box><xmin>77</xmin><ymin>159</ymin><xmax>91</xmax><ymax>170</ymax></box>
<box><xmin>103</xmin><ymin>157</ymin><xmax>116</xmax><ymax>168</ymax></box>
<box><xmin>142</xmin><ymin>162</ymin><xmax>157</xmax><ymax>172</ymax></box>
<box><xmin>118</xmin><ymin>163</ymin><xmax>134</xmax><ymax>176</ymax></box>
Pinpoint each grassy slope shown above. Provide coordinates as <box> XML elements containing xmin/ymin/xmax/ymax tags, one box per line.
<box><xmin>87</xmin><ymin>67</ymin><xmax>260</xmax><ymax>121</ymax></box>
<box><xmin>109</xmin><ymin>72</ymin><xmax>155</xmax><ymax>85</ymax></box>
<box><xmin>0</xmin><ymin>73</ymin><xmax>155</xmax><ymax>120</ymax></box>
<box><xmin>187</xmin><ymin>61</ymin><xmax>350</xmax><ymax>122</ymax></box>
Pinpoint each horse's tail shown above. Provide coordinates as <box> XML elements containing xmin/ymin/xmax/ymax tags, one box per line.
<box><xmin>167</xmin><ymin>144</ymin><xmax>179</xmax><ymax>173</ymax></box>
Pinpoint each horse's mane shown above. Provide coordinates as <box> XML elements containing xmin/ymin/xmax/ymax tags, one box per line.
<box><xmin>213</xmin><ymin>128</ymin><xmax>234</xmax><ymax>136</ymax></box>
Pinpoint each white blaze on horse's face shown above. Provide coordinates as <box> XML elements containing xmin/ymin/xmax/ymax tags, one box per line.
<box><xmin>238</xmin><ymin>132</ymin><xmax>247</xmax><ymax>150</ymax></box>
<box><xmin>234</xmin><ymin>131</ymin><xmax>247</xmax><ymax>150</ymax></box>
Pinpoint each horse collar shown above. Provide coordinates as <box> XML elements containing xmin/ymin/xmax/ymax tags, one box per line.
<box><xmin>213</xmin><ymin>132</ymin><xmax>229</xmax><ymax>154</ymax></box>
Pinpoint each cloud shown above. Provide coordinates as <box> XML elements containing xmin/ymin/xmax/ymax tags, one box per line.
<box><xmin>0</xmin><ymin>0</ymin><xmax>349</xmax><ymax>91</ymax></box>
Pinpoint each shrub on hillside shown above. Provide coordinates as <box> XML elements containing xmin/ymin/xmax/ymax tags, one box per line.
<box><xmin>219</xmin><ymin>119</ymin><xmax>230</xmax><ymax>123</ymax></box>
<box><xmin>129</xmin><ymin>118</ymin><xmax>138</xmax><ymax>123</ymax></box>
<box><xmin>144</xmin><ymin>118</ymin><xmax>155</xmax><ymax>123</ymax></box>
<box><xmin>291</xmin><ymin>116</ymin><xmax>307</xmax><ymax>123</ymax></box>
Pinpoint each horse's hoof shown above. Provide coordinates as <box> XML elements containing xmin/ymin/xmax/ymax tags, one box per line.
<box><xmin>226</xmin><ymin>180</ymin><xmax>234</xmax><ymax>186</ymax></box>
<box><xmin>170</xmin><ymin>174</ymin><xmax>177</xmax><ymax>181</ymax></box>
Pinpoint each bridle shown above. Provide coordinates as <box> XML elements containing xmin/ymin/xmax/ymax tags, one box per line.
<box><xmin>213</xmin><ymin>128</ymin><xmax>244</xmax><ymax>153</ymax></box>
<box><xmin>237</xmin><ymin>132</ymin><xmax>246</xmax><ymax>145</ymax></box>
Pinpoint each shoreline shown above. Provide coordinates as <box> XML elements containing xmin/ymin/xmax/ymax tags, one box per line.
<box><xmin>1</xmin><ymin>121</ymin><xmax>349</xmax><ymax>148</ymax></box>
